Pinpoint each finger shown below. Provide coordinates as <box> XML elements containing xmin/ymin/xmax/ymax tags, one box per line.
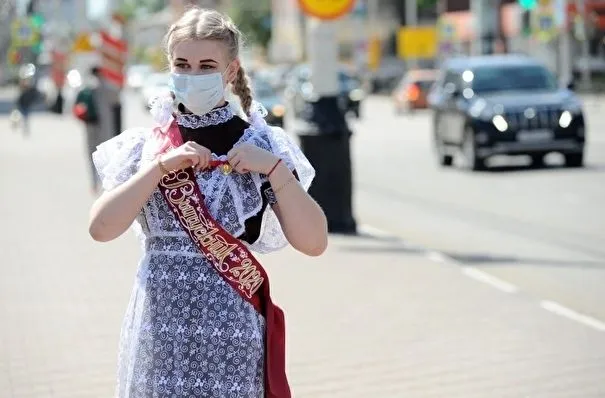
<box><xmin>233</xmin><ymin>158</ymin><xmax>248</xmax><ymax>174</ymax></box>
<box><xmin>227</xmin><ymin>148</ymin><xmax>239</xmax><ymax>162</ymax></box>
<box><xmin>229</xmin><ymin>153</ymin><xmax>242</xmax><ymax>169</ymax></box>
<box><xmin>198</xmin><ymin>150</ymin><xmax>210</xmax><ymax>170</ymax></box>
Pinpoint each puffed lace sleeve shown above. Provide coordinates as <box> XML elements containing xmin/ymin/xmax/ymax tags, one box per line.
<box><xmin>245</xmin><ymin>115</ymin><xmax>316</xmax><ymax>254</ymax></box>
<box><xmin>92</xmin><ymin>128</ymin><xmax>150</xmax><ymax>191</ymax></box>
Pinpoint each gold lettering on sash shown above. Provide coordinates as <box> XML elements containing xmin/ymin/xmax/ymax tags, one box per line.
<box><xmin>160</xmin><ymin>172</ymin><xmax>265</xmax><ymax>298</ymax></box>
<box><xmin>230</xmin><ymin>258</ymin><xmax>264</xmax><ymax>297</ymax></box>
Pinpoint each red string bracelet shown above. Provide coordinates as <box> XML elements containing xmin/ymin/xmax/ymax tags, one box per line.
<box><xmin>267</xmin><ymin>159</ymin><xmax>282</xmax><ymax>177</ymax></box>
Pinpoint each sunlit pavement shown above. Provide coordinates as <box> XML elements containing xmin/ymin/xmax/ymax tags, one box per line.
<box><xmin>0</xmin><ymin>92</ymin><xmax>604</xmax><ymax>397</ymax></box>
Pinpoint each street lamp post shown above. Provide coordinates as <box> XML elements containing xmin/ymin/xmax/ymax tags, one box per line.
<box><xmin>296</xmin><ymin>16</ymin><xmax>357</xmax><ymax>234</ymax></box>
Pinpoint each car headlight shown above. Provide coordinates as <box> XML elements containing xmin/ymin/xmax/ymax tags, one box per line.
<box><xmin>272</xmin><ymin>104</ymin><xmax>285</xmax><ymax>117</ymax></box>
<box><xmin>349</xmin><ymin>88</ymin><xmax>364</xmax><ymax>101</ymax></box>
<box><xmin>469</xmin><ymin>99</ymin><xmax>508</xmax><ymax>131</ymax></box>
<box><xmin>491</xmin><ymin>114</ymin><xmax>508</xmax><ymax>132</ymax></box>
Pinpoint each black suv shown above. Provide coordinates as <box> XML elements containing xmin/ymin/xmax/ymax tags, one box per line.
<box><xmin>428</xmin><ymin>55</ymin><xmax>586</xmax><ymax>170</ymax></box>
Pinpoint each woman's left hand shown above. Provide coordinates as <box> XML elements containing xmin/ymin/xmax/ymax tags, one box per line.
<box><xmin>227</xmin><ymin>143</ymin><xmax>279</xmax><ymax>174</ymax></box>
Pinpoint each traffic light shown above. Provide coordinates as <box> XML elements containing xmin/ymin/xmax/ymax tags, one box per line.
<box><xmin>519</xmin><ymin>0</ymin><xmax>537</xmax><ymax>10</ymax></box>
<box><xmin>30</xmin><ymin>13</ymin><xmax>44</xmax><ymax>28</ymax></box>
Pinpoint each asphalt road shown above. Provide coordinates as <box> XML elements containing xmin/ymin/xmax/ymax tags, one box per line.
<box><xmin>0</xmin><ymin>88</ymin><xmax>604</xmax><ymax>397</ymax></box>
<box><xmin>347</xmin><ymin>95</ymin><xmax>605</xmax><ymax>321</ymax></box>
<box><xmin>123</xmin><ymin>90</ymin><xmax>605</xmax><ymax>322</ymax></box>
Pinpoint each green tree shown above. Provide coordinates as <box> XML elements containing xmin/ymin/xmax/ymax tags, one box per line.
<box><xmin>418</xmin><ymin>0</ymin><xmax>437</xmax><ymax>11</ymax></box>
<box><xmin>228</xmin><ymin>0</ymin><xmax>272</xmax><ymax>49</ymax></box>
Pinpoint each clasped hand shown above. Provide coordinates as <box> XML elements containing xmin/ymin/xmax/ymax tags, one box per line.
<box><xmin>159</xmin><ymin>141</ymin><xmax>278</xmax><ymax>175</ymax></box>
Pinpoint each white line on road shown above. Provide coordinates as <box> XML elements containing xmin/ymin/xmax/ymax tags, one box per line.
<box><xmin>427</xmin><ymin>250</ymin><xmax>449</xmax><ymax>263</ymax></box>
<box><xmin>461</xmin><ymin>266</ymin><xmax>519</xmax><ymax>294</ymax></box>
<box><xmin>540</xmin><ymin>300</ymin><xmax>605</xmax><ymax>332</ymax></box>
<box><xmin>357</xmin><ymin>224</ymin><xmax>394</xmax><ymax>239</ymax></box>
<box><xmin>425</xmin><ymin>250</ymin><xmax>520</xmax><ymax>294</ymax></box>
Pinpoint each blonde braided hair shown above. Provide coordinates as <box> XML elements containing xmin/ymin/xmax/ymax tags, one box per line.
<box><xmin>164</xmin><ymin>7</ymin><xmax>254</xmax><ymax>116</ymax></box>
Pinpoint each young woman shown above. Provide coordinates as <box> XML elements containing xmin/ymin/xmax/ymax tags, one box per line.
<box><xmin>89</xmin><ymin>7</ymin><xmax>328</xmax><ymax>398</ymax></box>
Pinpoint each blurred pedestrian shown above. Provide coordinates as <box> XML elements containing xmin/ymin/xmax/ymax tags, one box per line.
<box><xmin>12</xmin><ymin>64</ymin><xmax>43</xmax><ymax>136</ymax></box>
<box><xmin>73</xmin><ymin>66</ymin><xmax>104</xmax><ymax>193</ymax></box>
<box><xmin>88</xmin><ymin>7</ymin><xmax>327</xmax><ymax>398</ymax></box>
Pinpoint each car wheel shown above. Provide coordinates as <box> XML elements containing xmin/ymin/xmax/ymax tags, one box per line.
<box><xmin>462</xmin><ymin>127</ymin><xmax>486</xmax><ymax>171</ymax></box>
<box><xmin>434</xmin><ymin>116</ymin><xmax>453</xmax><ymax>167</ymax></box>
<box><xmin>437</xmin><ymin>141</ymin><xmax>454</xmax><ymax>167</ymax></box>
<box><xmin>564</xmin><ymin>152</ymin><xmax>584</xmax><ymax>168</ymax></box>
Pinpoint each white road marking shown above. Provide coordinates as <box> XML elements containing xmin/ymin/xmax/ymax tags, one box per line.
<box><xmin>540</xmin><ymin>300</ymin><xmax>605</xmax><ymax>332</ymax></box>
<box><xmin>357</xmin><ymin>224</ymin><xmax>399</xmax><ymax>240</ymax></box>
<box><xmin>427</xmin><ymin>250</ymin><xmax>449</xmax><ymax>263</ymax></box>
<box><xmin>461</xmin><ymin>266</ymin><xmax>519</xmax><ymax>294</ymax></box>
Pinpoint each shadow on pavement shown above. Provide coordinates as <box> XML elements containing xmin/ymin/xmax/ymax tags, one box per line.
<box><xmin>0</xmin><ymin>98</ymin><xmax>48</xmax><ymax>115</ymax></box>
<box><xmin>445</xmin><ymin>252</ymin><xmax>605</xmax><ymax>269</ymax></box>
<box><xmin>337</xmin><ymin>243</ymin><xmax>426</xmax><ymax>255</ymax></box>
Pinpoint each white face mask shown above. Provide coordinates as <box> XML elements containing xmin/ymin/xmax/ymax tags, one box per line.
<box><xmin>170</xmin><ymin>68</ymin><xmax>229</xmax><ymax>116</ymax></box>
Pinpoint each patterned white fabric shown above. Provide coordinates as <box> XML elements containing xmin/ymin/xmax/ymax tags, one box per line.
<box><xmin>92</xmin><ymin>106</ymin><xmax>314</xmax><ymax>397</ymax></box>
<box><xmin>177</xmin><ymin>106</ymin><xmax>234</xmax><ymax>129</ymax></box>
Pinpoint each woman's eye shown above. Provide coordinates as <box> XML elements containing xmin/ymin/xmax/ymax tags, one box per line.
<box><xmin>175</xmin><ymin>64</ymin><xmax>190</xmax><ymax>70</ymax></box>
<box><xmin>200</xmin><ymin>65</ymin><xmax>214</xmax><ymax>70</ymax></box>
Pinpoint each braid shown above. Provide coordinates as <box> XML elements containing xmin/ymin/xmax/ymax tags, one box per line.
<box><xmin>233</xmin><ymin>66</ymin><xmax>253</xmax><ymax>116</ymax></box>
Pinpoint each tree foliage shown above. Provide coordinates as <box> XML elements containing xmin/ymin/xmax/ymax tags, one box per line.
<box><xmin>228</xmin><ymin>0</ymin><xmax>272</xmax><ymax>49</ymax></box>
<box><xmin>418</xmin><ymin>0</ymin><xmax>438</xmax><ymax>11</ymax></box>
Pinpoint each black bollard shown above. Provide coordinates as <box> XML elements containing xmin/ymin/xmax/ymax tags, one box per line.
<box><xmin>113</xmin><ymin>102</ymin><xmax>122</xmax><ymax>136</ymax></box>
<box><xmin>296</xmin><ymin>96</ymin><xmax>357</xmax><ymax>234</ymax></box>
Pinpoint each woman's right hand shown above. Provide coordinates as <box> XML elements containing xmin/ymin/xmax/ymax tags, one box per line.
<box><xmin>159</xmin><ymin>141</ymin><xmax>212</xmax><ymax>172</ymax></box>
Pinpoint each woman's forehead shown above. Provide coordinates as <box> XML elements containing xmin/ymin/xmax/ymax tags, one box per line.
<box><xmin>171</xmin><ymin>40</ymin><xmax>229</xmax><ymax>63</ymax></box>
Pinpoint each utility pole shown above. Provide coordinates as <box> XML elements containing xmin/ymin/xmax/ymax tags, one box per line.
<box><xmin>471</xmin><ymin>0</ymin><xmax>499</xmax><ymax>55</ymax></box>
<box><xmin>575</xmin><ymin>0</ymin><xmax>592</xmax><ymax>89</ymax></box>
<box><xmin>405</xmin><ymin>0</ymin><xmax>418</xmax><ymax>68</ymax></box>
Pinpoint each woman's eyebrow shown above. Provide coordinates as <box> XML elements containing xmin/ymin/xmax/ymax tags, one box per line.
<box><xmin>174</xmin><ymin>58</ymin><xmax>218</xmax><ymax>64</ymax></box>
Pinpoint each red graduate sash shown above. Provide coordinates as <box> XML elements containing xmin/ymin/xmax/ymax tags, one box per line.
<box><xmin>158</xmin><ymin>167</ymin><xmax>290</xmax><ymax>398</ymax></box>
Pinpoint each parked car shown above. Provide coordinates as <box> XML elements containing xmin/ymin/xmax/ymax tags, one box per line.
<box><xmin>392</xmin><ymin>69</ymin><xmax>438</xmax><ymax>113</ymax></box>
<box><xmin>252</xmin><ymin>76</ymin><xmax>286</xmax><ymax>127</ymax></box>
<box><xmin>428</xmin><ymin>54</ymin><xmax>586</xmax><ymax>170</ymax></box>
<box><xmin>284</xmin><ymin>64</ymin><xmax>365</xmax><ymax>120</ymax></box>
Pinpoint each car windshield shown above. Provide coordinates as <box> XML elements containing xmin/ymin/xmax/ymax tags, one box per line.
<box><xmin>470</xmin><ymin>65</ymin><xmax>558</xmax><ymax>93</ymax></box>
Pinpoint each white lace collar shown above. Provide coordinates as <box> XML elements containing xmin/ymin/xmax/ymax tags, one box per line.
<box><xmin>176</xmin><ymin>105</ymin><xmax>234</xmax><ymax>129</ymax></box>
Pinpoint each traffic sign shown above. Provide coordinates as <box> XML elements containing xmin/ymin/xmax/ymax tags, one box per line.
<box><xmin>11</xmin><ymin>18</ymin><xmax>38</xmax><ymax>47</ymax></box>
<box><xmin>72</xmin><ymin>33</ymin><xmax>95</xmax><ymax>53</ymax></box>
<box><xmin>297</xmin><ymin>0</ymin><xmax>356</xmax><ymax>20</ymax></box>
<box><xmin>397</xmin><ymin>26</ymin><xmax>438</xmax><ymax>59</ymax></box>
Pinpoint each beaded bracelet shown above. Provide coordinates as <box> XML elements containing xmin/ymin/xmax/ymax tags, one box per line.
<box><xmin>273</xmin><ymin>176</ymin><xmax>297</xmax><ymax>195</ymax></box>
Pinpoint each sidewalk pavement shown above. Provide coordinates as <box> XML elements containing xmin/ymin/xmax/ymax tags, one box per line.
<box><xmin>1</xmin><ymin>113</ymin><xmax>604</xmax><ymax>398</ymax></box>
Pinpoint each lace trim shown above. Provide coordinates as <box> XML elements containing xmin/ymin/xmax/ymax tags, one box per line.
<box><xmin>176</xmin><ymin>105</ymin><xmax>234</xmax><ymax>129</ymax></box>
<box><xmin>93</xmin><ymin>115</ymin><xmax>315</xmax><ymax>255</ymax></box>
